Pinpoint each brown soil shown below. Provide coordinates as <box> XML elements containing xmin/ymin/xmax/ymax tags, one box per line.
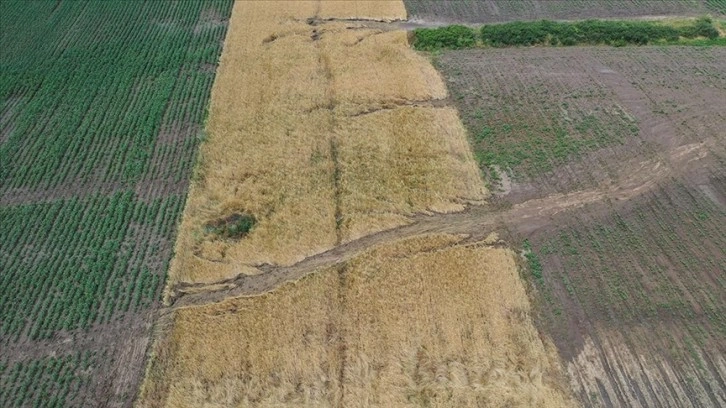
<box><xmin>402</xmin><ymin>0</ymin><xmax>724</xmax><ymax>24</ymax></box>
<box><xmin>434</xmin><ymin>46</ymin><xmax>726</xmax><ymax>407</ymax></box>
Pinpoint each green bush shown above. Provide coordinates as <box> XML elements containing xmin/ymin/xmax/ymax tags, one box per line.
<box><xmin>680</xmin><ymin>17</ymin><xmax>720</xmax><ymax>39</ymax></box>
<box><xmin>413</xmin><ymin>25</ymin><xmax>476</xmax><ymax>50</ymax></box>
<box><xmin>205</xmin><ymin>213</ymin><xmax>256</xmax><ymax>239</ymax></box>
<box><xmin>481</xmin><ymin>21</ymin><xmax>549</xmax><ymax>46</ymax></box>
<box><xmin>481</xmin><ymin>19</ymin><xmax>683</xmax><ymax>47</ymax></box>
<box><xmin>412</xmin><ymin>17</ymin><xmax>721</xmax><ymax>50</ymax></box>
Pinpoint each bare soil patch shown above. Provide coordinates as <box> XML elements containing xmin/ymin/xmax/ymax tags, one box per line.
<box><xmin>437</xmin><ymin>46</ymin><xmax>726</xmax><ymax>205</ymax></box>
<box><xmin>403</xmin><ymin>0</ymin><xmax>724</xmax><ymax>25</ymax></box>
<box><xmin>436</xmin><ymin>45</ymin><xmax>726</xmax><ymax>406</ymax></box>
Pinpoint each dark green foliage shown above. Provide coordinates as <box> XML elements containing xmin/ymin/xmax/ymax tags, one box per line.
<box><xmin>0</xmin><ymin>0</ymin><xmax>232</xmax><ymax>189</ymax></box>
<box><xmin>680</xmin><ymin>17</ymin><xmax>720</xmax><ymax>39</ymax></box>
<box><xmin>482</xmin><ymin>19</ymin><xmax>697</xmax><ymax>47</ymax></box>
<box><xmin>0</xmin><ymin>352</ymin><xmax>93</xmax><ymax>408</ymax></box>
<box><xmin>0</xmin><ymin>193</ymin><xmax>182</xmax><ymax>339</ymax></box>
<box><xmin>0</xmin><ymin>0</ymin><xmax>234</xmax><ymax>405</ymax></box>
<box><xmin>205</xmin><ymin>213</ymin><xmax>256</xmax><ymax>240</ymax></box>
<box><xmin>481</xmin><ymin>20</ymin><xmax>554</xmax><ymax>46</ymax></box>
<box><xmin>413</xmin><ymin>25</ymin><xmax>477</xmax><ymax>50</ymax></box>
<box><xmin>412</xmin><ymin>18</ymin><xmax>722</xmax><ymax>50</ymax></box>
<box><xmin>0</xmin><ymin>0</ymin><xmax>232</xmax><ymax>338</ymax></box>
<box><xmin>523</xmin><ymin>240</ymin><xmax>544</xmax><ymax>282</ymax></box>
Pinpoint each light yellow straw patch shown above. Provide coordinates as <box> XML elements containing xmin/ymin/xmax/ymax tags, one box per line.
<box><xmin>318</xmin><ymin>0</ymin><xmax>407</xmax><ymax>21</ymax></box>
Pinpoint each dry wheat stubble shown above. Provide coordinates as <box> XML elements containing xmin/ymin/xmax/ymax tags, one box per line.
<box><xmin>165</xmin><ymin>0</ymin><xmax>485</xmax><ymax>288</ymax></box>
<box><xmin>139</xmin><ymin>234</ymin><xmax>574</xmax><ymax>407</ymax></box>
<box><xmin>137</xmin><ymin>1</ymin><xmax>574</xmax><ymax>407</ymax></box>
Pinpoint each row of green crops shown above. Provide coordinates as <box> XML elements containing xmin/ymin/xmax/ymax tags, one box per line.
<box><xmin>0</xmin><ymin>352</ymin><xmax>94</xmax><ymax>408</ymax></box>
<box><xmin>0</xmin><ymin>0</ymin><xmax>234</xmax><ymax>406</ymax></box>
<box><xmin>0</xmin><ymin>0</ymin><xmax>230</xmax><ymax>190</ymax></box>
<box><xmin>0</xmin><ymin>192</ymin><xmax>184</xmax><ymax>341</ymax></box>
<box><xmin>413</xmin><ymin>17</ymin><xmax>721</xmax><ymax>50</ymax></box>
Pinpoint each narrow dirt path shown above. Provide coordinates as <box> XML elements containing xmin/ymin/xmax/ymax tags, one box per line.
<box><xmin>166</xmin><ymin>132</ymin><xmax>714</xmax><ymax>310</ymax></box>
<box><xmin>166</xmin><ymin>138</ymin><xmax>708</xmax><ymax>309</ymax></box>
<box><xmin>160</xmin><ymin>7</ymin><xmax>722</xmax><ymax>312</ymax></box>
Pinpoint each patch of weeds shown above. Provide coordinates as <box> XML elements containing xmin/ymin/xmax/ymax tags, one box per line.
<box><xmin>474</xmin><ymin>125</ymin><xmax>493</xmax><ymax>143</ymax></box>
<box><xmin>523</xmin><ymin>239</ymin><xmax>544</xmax><ymax>283</ymax></box>
<box><xmin>205</xmin><ymin>212</ymin><xmax>256</xmax><ymax>240</ymax></box>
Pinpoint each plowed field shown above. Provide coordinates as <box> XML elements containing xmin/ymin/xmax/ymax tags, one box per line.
<box><xmin>437</xmin><ymin>45</ymin><xmax>726</xmax><ymax>407</ymax></box>
<box><xmin>404</xmin><ymin>0</ymin><xmax>726</xmax><ymax>24</ymax></box>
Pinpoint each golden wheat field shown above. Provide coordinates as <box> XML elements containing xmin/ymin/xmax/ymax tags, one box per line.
<box><xmin>138</xmin><ymin>234</ymin><xmax>574</xmax><ymax>407</ymax></box>
<box><xmin>165</xmin><ymin>0</ymin><xmax>485</xmax><ymax>288</ymax></box>
<box><xmin>318</xmin><ymin>0</ymin><xmax>407</xmax><ymax>21</ymax></box>
<box><xmin>138</xmin><ymin>1</ymin><xmax>573</xmax><ymax>407</ymax></box>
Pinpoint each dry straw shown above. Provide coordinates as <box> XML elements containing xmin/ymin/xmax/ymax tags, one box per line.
<box><xmin>139</xmin><ymin>234</ymin><xmax>574</xmax><ymax>407</ymax></box>
<box><xmin>318</xmin><ymin>0</ymin><xmax>407</xmax><ymax>21</ymax></box>
<box><xmin>165</xmin><ymin>0</ymin><xmax>485</xmax><ymax>288</ymax></box>
<box><xmin>136</xmin><ymin>2</ymin><xmax>569</xmax><ymax>407</ymax></box>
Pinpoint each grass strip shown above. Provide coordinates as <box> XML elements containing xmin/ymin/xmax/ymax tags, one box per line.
<box><xmin>413</xmin><ymin>17</ymin><xmax>722</xmax><ymax>50</ymax></box>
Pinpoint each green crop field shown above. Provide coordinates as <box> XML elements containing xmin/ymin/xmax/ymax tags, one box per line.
<box><xmin>0</xmin><ymin>1</ymin><xmax>233</xmax><ymax>406</ymax></box>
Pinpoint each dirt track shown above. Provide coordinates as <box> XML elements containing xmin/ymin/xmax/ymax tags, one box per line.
<box><xmin>144</xmin><ymin>8</ymin><xmax>726</xmax><ymax>407</ymax></box>
<box><xmin>166</xmin><ymin>131</ymin><xmax>713</xmax><ymax>310</ymax></box>
<box><xmin>159</xmin><ymin>14</ymin><xmax>725</xmax><ymax>313</ymax></box>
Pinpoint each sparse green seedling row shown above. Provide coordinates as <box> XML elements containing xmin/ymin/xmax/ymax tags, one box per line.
<box><xmin>404</xmin><ymin>0</ymin><xmax>726</xmax><ymax>25</ymax></box>
<box><xmin>528</xmin><ymin>183</ymin><xmax>726</xmax><ymax>405</ymax></box>
<box><xmin>0</xmin><ymin>352</ymin><xmax>94</xmax><ymax>408</ymax></box>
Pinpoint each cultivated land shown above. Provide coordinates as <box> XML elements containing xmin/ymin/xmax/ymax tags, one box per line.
<box><xmin>404</xmin><ymin>0</ymin><xmax>726</xmax><ymax>25</ymax></box>
<box><xmin>138</xmin><ymin>1</ymin><xmax>577</xmax><ymax>407</ymax></box>
<box><xmin>3</xmin><ymin>1</ymin><xmax>725</xmax><ymax>407</ymax></box>
<box><xmin>435</xmin><ymin>46</ymin><xmax>726</xmax><ymax>406</ymax></box>
<box><xmin>141</xmin><ymin>235</ymin><xmax>573</xmax><ymax>408</ymax></box>
<box><xmin>164</xmin><ymin>0</ymin><xmax>485</xmax><ymax>288</ymax></box>
<box><xmin>0</xmin><ymin>1</ymin><xmax>233</xmax><ymax>406</ymax></box>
